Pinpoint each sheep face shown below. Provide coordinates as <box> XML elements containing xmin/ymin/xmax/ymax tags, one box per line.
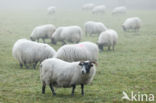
<box><xmin>79</xmin><ymin>61</ymin><xmax>95</xmax><ymax>74</ymax></box>
<box><xmin>97</xmin><ymin>43</ymin><xmax>104</xmax><ymax>51</ymax></box>
<box><xmin>51</xmin><ymin>38</ymin><xmax>57</xmax><ymax>44</ymax></box>
<box><xmin>30</xmin><ymin>36</ymin><xmax>35</xmax><ymax>41</ymax></box>
<box><xmin>122</xmin><ymin>25</ymin><xmax>127</xmax><ymax>32</ymax></box>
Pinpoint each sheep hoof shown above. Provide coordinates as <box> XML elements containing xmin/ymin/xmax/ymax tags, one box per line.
<box><xmin>71</xmin><ymin>93</ymin><xmax>74</xmax><ymax>96</ymax></box>
<box><xmin>53</xmin><ymin>93</ymin><xmax>56</xmax><ymax>96</ymax></box>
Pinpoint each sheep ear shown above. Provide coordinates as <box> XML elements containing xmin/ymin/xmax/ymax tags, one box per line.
<box><xmin>90</xmin><ymin>61</ymin><xmax>97</xmax><ymax>66</ymax></box>
<box><xmin>79</xmin><ymin>61</ymin><xmax>83</xmax><ymax>66</ymax></box>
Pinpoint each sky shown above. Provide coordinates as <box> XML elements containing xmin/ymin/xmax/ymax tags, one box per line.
<box><xmin>0</xmin><ymin>0</ymin><xmax>155</xmax><ymax>10</ymax></box>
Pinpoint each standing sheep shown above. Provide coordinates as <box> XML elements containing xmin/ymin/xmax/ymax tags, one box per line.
<box><xmin>84</xmin><ymin>21</ymin><xmax>107</xmax><ymax>36</ymax></box>
<box><xmin>51</xmin><ymin>26</ymin><xmax>82</xmax><ymax>45</ymax></box>
<box><xmin>122</xmin><ymin>17</ymin><xmax>142</xmax><ymax>32</ymax></box>
<box><xmin>40</xmin><ymin>58</ymin><xmax>96</xmax><ymax>96</ymax></box>
<box><xmin>30</xmin><ymin>24</ymin><xmax>56</xmax><ymax>43</ymax></box>
<box><xmin>12</xmin><ymin>39</ymin><xmax>56</xmax><ymax>69</ymax></box>
<box><xmin>112</xmin><ymin>6</ymin><xmax>127</xmax><ymax>15</ymax></box>
<box><xmin>92</xmin><ymin>5</ymin><xmax>106</xmax><ymax>14</ymax></box>
<box><xmin>48</xmin><ymin>6</ymin><xmax>56</xmax><ymax>15</ymax></box>
<box><xmin>97</xmin><ymin>29</ymin><xmax>118</xmax><ymax>51</ymax></box>
<box><xmin>55</xmin><ymin>41</ymin><xmax>98</xmax><ymax>62</ymax></box>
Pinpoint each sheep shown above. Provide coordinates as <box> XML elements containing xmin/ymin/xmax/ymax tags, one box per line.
<box><xmin>82</xmin><ymin>3</ymin><xmax>95</xmax><ymax>11</ymax></box>
<box><xmin>84</xmin><ymin>21</ymin><xmax>107</xmax><ymax>36</ymax></box>
<box><xmin>122</xmin><ymin>17</ymin><xmax>142</xmax><ymax>32</ymax></box>
<box><xmin>48</xmin><ymin>6</ymin><xmax>56</xmax><ymax>15</ymax></box>
<box><xmin>30</xmin><ymin>24</ymin><xmax>56</xmax><ymax>43</ymax></box>
<box><xmin>112</xmin><ymin>6</ymin><xmax>127</xmax><ymax>15</ymax></box>
<box><xmin>55</xmin><ymin>41</ymin><xmax>98</xmax><ymax>62</ymax></box>
<box><xmin>51</xmin><ymin>26</ymin><xmax>82</xmax><ymax>45</ymax></box>
<box><xmin>97</xmin><ymin>29</ymin><xmax>118</xmax><ymax>51</ymax></box>
<box><xmin>92</xmin><ymin>5</ymin><xmax>106</xmax><ymax>14</ymax></box>
<box><xmin>40</xmin><ymin>58</ymin><xmax>96</xmax><ymax>96</ymax></box>
<box><xmin>12</xmin><ymin>39</ymin><xmax>56</xmax><ymax>69</ymax></box>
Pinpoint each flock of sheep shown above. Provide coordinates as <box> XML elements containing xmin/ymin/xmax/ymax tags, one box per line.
<box><xmin>12</xmin><ymin>3</ymin><xmax>142</xmax><ymax>96</ymax></box>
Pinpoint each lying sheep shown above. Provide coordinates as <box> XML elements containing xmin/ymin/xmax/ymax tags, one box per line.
<box><xmin>82</xmin><ymin>3</ymin><xmax>95</xmax><ymax>11</ymax></box>
<box><xmin>51</xmin><ymin>26</ymin><xmax>82</xmax><ymax>45</ymax></box>
<box><xmin>97</xmin><ymin>29</ymin><xmax>118</xmax><ymax>51</ymax></box>
<box><xmin>84</xmin><ymin>21</ymin><xmax>107</xmax><ymax>36</ymax></box>
<box><xmin>30</xmin><ymin>24</ymin><xmax>56</xmax><ymax>43</ymax></box>
<box><xmin>122</xmin><ymin>17</ymin><xmax>142</xmax><ymax>32</ymax></box>
<box><xmin>112</xmin><ymin>6</ymin><xmax>127</xmax><ymax>15</ymax></box>
<box><xmin>12</xmin><ymin>39</ymin><xmax>56</xmax><ymax>69</ymax></box>
<box><xmin>40</xmin><ymin>58</ymin><xmax>96</xmax><ymax>96</ymax></box>
<box><xmin>55</xmin><ymin>41</ymin><xmax>98</xmax><ymax>62</ymax></box>
<box><xmin>48</xmin><ymin>6</ymin><xmax>56</xmax><ymax>15</ymax></box>
<box><xmin>92</xmin><ymin>5</ymin><xmax>106</xmax><ymax>14</ymax></box>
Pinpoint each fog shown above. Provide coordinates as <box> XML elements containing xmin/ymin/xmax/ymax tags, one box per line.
<box><xmin>0</xmin><ymin>0</ymin><xmax>156</xmax><ymax>10</ymax></box>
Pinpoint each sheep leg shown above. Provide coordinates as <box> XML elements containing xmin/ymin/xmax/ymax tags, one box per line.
<box><xmin>33</xmin><ymin>61</ymin><xmax>38</xmax><ymax>69</ymax></box>
<box><xmin>81</xmin><ymin>84</ymin><xmax>84</xmax><ymax>96</ymax></box>
<box><xmin>108</xmin><ymin>46</ymin><xmax>111</xmax><ymax>51</ymax></box>
<box><xmin>24</xmin><ymin>62</ymin><xmax>29</xmax><ymax>69</ymax></box>
<box><xmin>71</xmin><ymin>85</ymin><xmax>76</xmax><ymax>96</ymax></box>
<box><xmin>112</xmin><ymin>45</ymin><xmax>115</xmax><ymax>51</ymax></box>
<box><xmin>19</xmin><ymin>63</ymin><xmax>23</xmax><ymax>68</ymax></box>
<box><xmin>49</xmin><ymin>83</ymin><xmax>56</xmax><ymax>96</ymax></box>
<box><xmin>42</xmin><ymin>83</ymin><xmax>46</xmax><ymax>94</ymax></box>
<box><xmin>62</xmin><ymin>41</ymin><xmax>66</xmax><ymax>45</ymax></box>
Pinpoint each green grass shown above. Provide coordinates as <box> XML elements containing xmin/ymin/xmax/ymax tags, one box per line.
<box><xmin>0</xmin><ymin>9</ymin><xmax>156</xmax><ymax>103</ymax></box>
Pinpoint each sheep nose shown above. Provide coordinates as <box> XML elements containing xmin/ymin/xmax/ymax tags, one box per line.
<box><xmin>82</xmin><ymin>71</ymin><xmax>85</xmax><ymax>74</ymax></box>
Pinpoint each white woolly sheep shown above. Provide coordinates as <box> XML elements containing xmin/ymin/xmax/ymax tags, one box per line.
<box><xmin>122</xmin><ymin>17</ymin><xmax>142</xmax><ymax>32</ymax></box>
<box><xmin>40</xmin><ymin>58</ymin><xmax>96</xmax><ymax>96</ymax></box>
<box><xmin>84</xmin><ymin>21</ymin><xmax>107</xmax><ymax>36</ymax></box>
<box><xmin>82</xmin><ymin>3</ymin><xmax>95</xmax><ymax>11</ymax></box>
<box><xmin>51</xmin><ymin>26</ymin><xmax>82</xmax><ymax>45</ymax></box>
<box><xmin>92</xmin><ymin>5</ymin><xmax>106</xmax><ymax>14</ymax></box>
<box><xmin>97</xmin><ymin>29</ymin><xmax>118</xmax><ymax>51</ymax></box>
<box><xmin>55</xmin><ymin>41</ymin><xmax>98</xmax><ymax>62</ymax></box>
<box><xmin>30</xmin><ymin>24</ymin><xmax>56</xmax><ymax>43</ymax></box>
<box><xmin>48</xmin><ymin>6</ymin><xmax>56</xmax><ymax>15</ymax></box>
<box><xmin>12</xmin><ymin>39</ymin><xmax>56</xmax><ymax>69</ymax></box>
<box><xmin>112</xmin><ymin>6</ymin><xmax>127</xmax><ymax>15</ymax></box>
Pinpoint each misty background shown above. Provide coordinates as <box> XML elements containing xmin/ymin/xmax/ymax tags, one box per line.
<box><xmin>0</xmin><ymin>0</ymin><xmax>156</xmax><ymax>10</ymax></box>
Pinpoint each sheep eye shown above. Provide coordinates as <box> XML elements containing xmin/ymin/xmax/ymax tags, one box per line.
<box><xmin>90</xmin><ymin>64</ymin><xmax>93</xmax><ymax>67</ymax></box>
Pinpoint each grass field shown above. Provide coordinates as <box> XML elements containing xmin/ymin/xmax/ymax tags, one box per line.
<box><xmin>0</xmin><ymin>9</ymin><xmax>156</xmax><ymax>103</ymax></box>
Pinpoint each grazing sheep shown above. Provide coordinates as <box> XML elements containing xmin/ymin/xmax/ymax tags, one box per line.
<box><xmin>12</xmin><ymin>39</ymin><xmax>56</xmax><ymax>69</ymax></box>
<box><xmin>122</xmin><ymin>17</ymin><xmax>142</xmax><ymax>32</ymax></box>
<box><xmin>92</xmin><ymin>5</ymin><xmax>106</xmax><ymax>14</ymax></box>
<box><xmin>51</xmin><ymin>26</ymin><xmax>82</xmax><ymax>45</ymax></box>
<box><xmin>40</xmin><ymin>58</ymin><xmax>96</xmax><ymax>96</ymax></box>
<box><xmin>84</xmin><ymin>21</ymin><xmax>107</xmax><ymax>36</ymax></box>
<box><xmin>97</xmin><ymin>29</ymin><xmax>118</xmax><ymax>51</ymax></box>
<box><xmin>48</xmin><ymin>6</ymin><xmax>56</xmax><ymax>15</ymax></box>
<box><xmin>112</xmin><ymin>6</ymin><xmax>127</xmax><ymax>15</ymax></box>
<box><xmin>82</xmin><ymin>3</ymin><xmax>95</xmax><ymax>11</ymax></box>
<box><xmin>55</xmin><ymin>41</ymin><xmax>98</xmax><ymax>62</ymax></box>
<box><xmin>30</xmin><ymin>24</ymin><xmax>56</xmax><ymax>43</ymax></box>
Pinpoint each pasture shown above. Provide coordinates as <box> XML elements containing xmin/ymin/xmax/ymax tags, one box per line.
<box><xmin>0</xmin><ymin>10</ymin><xmax>155</xmax><ymax>103</ymax></box>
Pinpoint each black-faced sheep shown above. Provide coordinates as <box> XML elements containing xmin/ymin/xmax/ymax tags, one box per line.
<box><xmin>40</xmin><ymin>58</ymin><xmax>96</xmax><ymax>96</ymax></box>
